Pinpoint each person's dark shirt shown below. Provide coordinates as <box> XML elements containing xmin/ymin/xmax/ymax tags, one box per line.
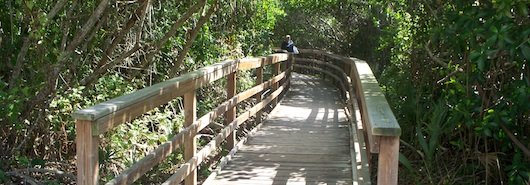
<box><xmin>281</xmin><ymin>40</ymin><xmax>294</xmax><ymax>52</ymax></box>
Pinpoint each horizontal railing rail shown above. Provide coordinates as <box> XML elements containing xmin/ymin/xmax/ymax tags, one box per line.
<box><xmin>294</xmin><ymin>49</ymin><xmax>401</xmax><ymax>185</ymax></box>
<box><xmin>73</xmin><ymin>53</ymin><xmax>294</xmax><ymax>185</ymax></box>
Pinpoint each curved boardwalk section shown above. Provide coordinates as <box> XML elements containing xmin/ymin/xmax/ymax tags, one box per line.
<box><xmin>205</xmin><ymin>73</ymin><xmax>354</xmax><ymax>185</ymax></box>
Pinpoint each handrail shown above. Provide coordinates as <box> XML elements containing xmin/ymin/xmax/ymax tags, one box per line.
<box><xmin>73</xmin><ymin>53</ymin><xmax>293</xmax><ymax>185</ymax></box>
<box><xmin>295</xmin><ymin>49</ymin><xmax>401</xmax><ymax>185</ymax></box>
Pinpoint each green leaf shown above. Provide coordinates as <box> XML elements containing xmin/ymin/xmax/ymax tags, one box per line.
<box><xmin>484</xmin><ymin>128</ymin><xmax>492</xmax><ymax>137</ymax></box>
<box><xmin>17</xmin><ymin>156</ymin><xmax>30</xmax><ymax>166</ymax></box>
<box><xmin>416</xmin><ymin>126</ymin><xmax>430</xmax><ymax>161</ymax></box>
<box><xmin>470</xmin><ymin>51</ymin><xmax>481</xmax><ymax>61</ymax></box>
<box><xmin>0</xmin><ymin>170</ymin><xmax>6</xmax><ymax>183</ymax></box>
<box><xmin>399</xmin><ymin>152</ymin><xmax>413</xmax><ymax>167</ymax></box>
<box><xmin>521</xmin><ymin>44</ymin><xmax>530</xmax><ymax>60</ymax></box>
<box><xmin>477</xmin><ymin>58</ymin><xmax>486</xmax><ymax>71</ymax></box>
<box><xmin>26</xmin><ymin>1</ymin><xmax>34</xmax><ymax>10</ymax></box>
<box><xmin>31</xmin><ymin>158</ymin><xmax>45</xmax><ymax>166</ymax></box>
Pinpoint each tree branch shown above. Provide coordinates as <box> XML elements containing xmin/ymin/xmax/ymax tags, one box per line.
<box><xmin>500</xmin><ymin>124</ymin><xmax>530</xmax><ymax>159</ymax></box>
<box><xmin>95</xmin><ymin>0</ymin><xmax>150</xmax><ymax>68</ymax></box>
<box><xmin>11</xmin><ymin>168</ymin><xmax>76</xmax><ymax>182</ymax></box>
<box><xmin>155</xmin><ymin>0</ymin><xmax>207</xmax><ymax>49</ymax></box>
<box><xmin>131</xmin><ymin>0</ymin><xmax>207</xmax><ymax>76</ymax></box>
<box><xmin>424</xmin><ymin>40</ymin><xmax>449</xmax><ymax>68</ymax></box>
<box><xmin>8</xmin><ymin>0</ymin><xmax>69</xmax><ymax>88</ymax></box>
<box><xmin>169</xmin><ymin>0</ymin><xmax>218</xmax><ymax>75</ymax></box>
<box><xmin>437</xmin><ymin>66</ymin><xmax>465</xmax><ymax>84</ymax></box>
<box><xmin>64</xmin><ymin>0</ymin><xmax>110</xmax><ymax>54</ymax></box>
<box><xmin>78</xmin><ymin>0</ymin><xmax>151</xmax><ymax>87</ymax></box>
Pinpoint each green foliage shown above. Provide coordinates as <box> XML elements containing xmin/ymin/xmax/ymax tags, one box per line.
<box><xmin>372</xmin><ymin>0</ymin><xmax>530</xmax><ymax>183</ymax></box>
<box><xmin>0</xmin><ymin>169</ymin><xmax>6</xmax><ymax>183</ymax></box>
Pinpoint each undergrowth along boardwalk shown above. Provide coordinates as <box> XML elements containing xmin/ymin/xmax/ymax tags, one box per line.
<box><xmin>73</xmin><ymin>49</ymin><xmax>400</xmax><ymax>185</ymax></box>
<box><xmin>204</xmin><ymin>73</ymin><xmax>355</xmax><ymax>185</ymax></box>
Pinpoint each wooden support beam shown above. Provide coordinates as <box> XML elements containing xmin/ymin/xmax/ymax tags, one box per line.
<box><xmin>350</xmin><ymin>64</ymin><xmax>371</xmax><ymax>161</ymax></box>
<box><xmin>76</xmin><ymin>120</ymin><xmax>99</xmax><ymax>185</ymax></box>
<box><xmin>255</xmin><ymin>67</ymin><xmax>264</xmax><ymax>125</ymax></box>
<box><xmin>162</xmin><ymin>82</ymin><xmax>288</xmax><ymax>185</ymax></box>
<box><xmin>184</xmin><ymin>91</ymin><xmax>197</xmax><ymax>185</ymax></box>
<box><xmin>225</xmin><ymin>72</ymin><xmax>237</xmax><ymax>150</ymax></box>
<box><xmin>377</xmin><ymin>136</ymin><xmax>400</xmax><ymax>185</ymax></box>
<box><xmin>272</xmin><ymin>62</ymin><xmax>281</xmax><ymax>107</ymax></box>
<box><xmin>287</xmin><ymin>54</ymin><xmax>294</xmax><ymax>91</ymax></box>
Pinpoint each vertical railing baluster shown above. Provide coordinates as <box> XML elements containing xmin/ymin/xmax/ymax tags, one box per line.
<box><xmin>76</xmin><ymin>120</ymin><xmax>99</xmax><ymax>185</ymax></box>
<box><xmin>184</xmin><ymin>91</ymin><xmax>197</xmax><ymax>185</ymax></box>
<box><xmin>226</xmin><ymin>72</ymin><xmax>237</xmax><ymax>150</ymax></box>
<box><xmin>255</xmin><ymin>66</ymin><xmax>264</xmax><ymax>124</ymax></box>
<box><xmin>377</xmin><ymin>136</ymin><xmax>400</xmax><ymax>185</ymax></box>
<box><xmin>287</xmin><ymin>54</ymin><xmax>294</xmax><ymax>91</ymax></box>
<box><xmin>272</xmin><ymin>62</ymin><xmax>281</xmax><ymax>107</ymax></box>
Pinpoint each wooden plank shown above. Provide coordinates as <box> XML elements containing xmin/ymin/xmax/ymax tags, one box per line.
<box><xmin>225</xmin><ymin>161</ymin><xmax>352</xmax><ymax>168</ymax></box>
<box><xmin>73</xmin><ymin>53</ymin><xmax>289</xmax><ymax>136</ymax></box>
<box><xmin>295</xmin><ymin>58</ymin><xmax>348</xmax><ymax>83</ymax></box>
<box><xmin>226</xmin><ymin>72</ymin><xmax>237</xmax><ymax>150</ymax></box>
<box><xmin>73</xmin><ymin>60</ymin><xmax>236</xmax><ymax>121</ymax></box>
<box><xmin>237</xmin><ymin>145</ymin><xmax>349</xmax><ymax>155</ymax></box>
<box><xmin>262</xmin><ymin>122</ymin><xmax>348</xmax><ymax>128</ymax></box>
<box><xmin>210</xmin><ymin>179</ymin><xmax>353</xmax><ymax>185</ymax></box>
<box><xmin>377</xmin><ymin>136</ymin><xmax>399</xmax><ymax>185</ymax></box>
<box><xmin>73</xmin><ymin>52</ymin><xmax>288</xmax><ymax>122</ymax></box>
<box><xmin>105</xmin><ymin>119</ymin><xmax>193</xmax><ymax>185</ymax></box>
<box><xmin>207</xmin><ymin>73</ymin><xmax>354</xmax><ymax>185</ymax></box>
<box><xmin>350</xmin><ymin>89</ymin><xmax>372</xmax><ymax>185</ymax></box>
<box><xmin>286</xmin><ymin>54</ymin><xmax>294</xmax><ymax>91</ymax></box>
<box><xmin>184</xmin><ymin>91</ymin><xmax>197</xmax><ymax>185</ymax></box>
<box><xmin>255</xmin><ymin>67</ymin><xmax>264</xmax><ymax>125</ymax></box>
<box><xmin>105</xmin><ymin>67</ymin><xmax>290</xmax><ymax>185</ymax></box>
<box><xmin>238</xmin><ymin>53</ymin><xmax>289</xmax><ymax>70</ymax></box>
<box><xmin>163</xmin><ymin>81</ymin><xmax>289</xmax><ymax>185</ymax></box>
<box><xmin>297</xmin><ymin>48</ymin><xmax>349</xmax><ymax>63</ymax></box>
<box><xmin>272</xmin><ymin>62</ymin><xmax>281</xmax><ymax>107</ymax></box>
<box><xmin>87</xmin><ymin>61</ymin><xmax>237</xmax><ymax>135</ymax></box>
<box><xmin>354</xmin><ymin>59</ymin><xmax>400</xmax><ymax>154</ymax></box>
<box><xmin>347</xmin><ymin>59</ymin><xmax>378</xmax><ymax>153</ymax></box>
<box><xmin>216</xmin><ymin>170</ymin><xmax>352</xmax><ymax>178</ymax></box>
<box><xmin>230</xmin><ymin>153</ymin><xmax>351</xmax><ymax>163</ymax></box>
<box><xmin>293</xmin><ymin>65</ymin><xmax>348</xmax><ymax>95</ymax></box>
<box><xmin>202</xmin><ymin>109</ymin><xmax>268</xmax><ymax>185</ymax></box>
<box><xmin>75</xmin><ymin>120</ymin><xmax>99</xmax><ymax>185</ymax></box>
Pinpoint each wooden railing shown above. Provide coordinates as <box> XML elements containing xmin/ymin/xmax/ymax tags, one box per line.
<box><xmin>294</xmin><ymin>49</ymin><xmax>401</xmax><ymax>185</ymax></box>
<box><xmin>72</xmin><ymin>53</ymin><xmax>294</xmax><ymax>185</ymax></box>
<box><xmin>73</xmin><ymin>48</ymin><xmax>399</xmax><ymax>185</ymax></box>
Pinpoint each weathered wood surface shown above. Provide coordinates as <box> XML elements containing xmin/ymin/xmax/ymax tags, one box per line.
<box><xmin>204</xmin><ymin>73</ymin><xmax>356</xmax><ymax>185</ymax></box>
<box><xmin>73</xmin><ymin>53</ymin><xmax>289</xmax><ymax>135</ymax></box>
<box><xmin>354</xmin><ymin>60</ymin><xmax>401</xmax><ymax>137</ymax></box>
<box><xmin>297</xmin><ymin>49</ymin><xmax>400</xmax><ymax>137</ymax></box>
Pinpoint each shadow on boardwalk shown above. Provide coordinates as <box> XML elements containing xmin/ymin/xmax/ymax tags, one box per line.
<box><xmin>205</xmin><ymin>73</ymin><xmax>353</xmax><ymax>185</ymax></box>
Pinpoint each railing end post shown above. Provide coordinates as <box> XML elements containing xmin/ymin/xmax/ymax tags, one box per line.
<box><xmin>184</xmin><ymin>91</ymin><xmax>197</xmax><ymax>185</ymax></box>
<box><xmin>76</xmin><ymin>120</ymin><xmax>100</xmax><ymax>185</ymax></box>
<box><xmin>377</xmin><ymin>136</ymin><xmax>400</xmax><ymax>185</ymax></box>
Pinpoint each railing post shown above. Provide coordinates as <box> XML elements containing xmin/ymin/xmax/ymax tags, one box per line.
<box><xmin>272</xmin><ymin>62</ymin><xmax>281</xmax><ymax>107</ymax></box>
<box><xmin>226</xmin><ymin>72</ymin><xmax>237</xmax><ymax>150</ymax></box>
<box><xmin>76</xmin><ymin>120</ymin><xmax>99</xmax><ymax>185</ymax></box>
<box><xmin>377</xmin><ymin>136</ymin><xmax>400</xmax><ymax>185</ymax></box>
<box><xmin>287</xmin><ymin>54</ymin><xmax>294</xmax><ymax>91</ymax></box>
<box><xmin>184</xmin><ymin>91</ymin><xmax>197</xmax><ymax>185</ymax></box>
<box><xmin>255</xmin><ymin>67</ymin><xmax>264</xmax><ymax>125</ymax></box>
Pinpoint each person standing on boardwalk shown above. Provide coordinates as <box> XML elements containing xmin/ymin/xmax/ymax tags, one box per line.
<box><xmin>281</xmin><ymin>35</ymin><xmax>299</xmax><ymax>54</ymax></box>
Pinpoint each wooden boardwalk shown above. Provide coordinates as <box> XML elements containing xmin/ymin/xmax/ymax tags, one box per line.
<box><xmin>205</xmin><ymin>73</ymin><xmax>354</xmax><ymax>185</ymax></box>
